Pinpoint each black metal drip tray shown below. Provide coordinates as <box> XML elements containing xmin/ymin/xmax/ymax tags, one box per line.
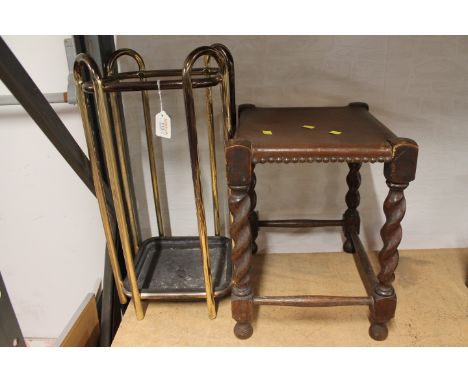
<box><xmin>123</xmin><ymin>236</ymin><xmax>232</xmax><ymax>299</ymax></box>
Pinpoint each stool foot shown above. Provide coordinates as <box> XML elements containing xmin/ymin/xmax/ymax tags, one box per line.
<box><xmin>369</xmin><ymin>322</ymin><xmax>388</xmax><ymax>341</ymax></box>
<box><xmin>234</xmin><ymin>322</ymin><xmax>253</xmax><ymax>340</ymax></box>
<box><xmin>343</xmin><ymin>239</ymin><xmax>355</xmax><ymax>253</ymax></box>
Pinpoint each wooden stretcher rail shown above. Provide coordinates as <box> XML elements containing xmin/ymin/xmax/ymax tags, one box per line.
<box><xmin>258</xmin><ymin>219</ymin><xmax>344</xmax><ymax>228</ymax></box>
<box><xmin>253</xmin><ymin>295</ymin><xmax>372</xmax><ymax>307</ymax></box>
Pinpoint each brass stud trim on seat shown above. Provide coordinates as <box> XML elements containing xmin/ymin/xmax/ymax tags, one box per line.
<box><xmin>255</xmin><ymin>156</ymin><xmax>393</xmax><ymax>164</ymax></box>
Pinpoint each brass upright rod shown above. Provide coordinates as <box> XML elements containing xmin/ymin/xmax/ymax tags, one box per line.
<box><xmin>211</xmin><ymin>43</ymin><xmax>236</xmax><ymax>138</ymax></box>
<box><xmin>94</xmin><ymin>81</ymin><xmax>144</xmax><ymax>319</ymax></box>
<box><xmin>75</xmin><ymin>54</ymin><xmax>144</xmax><ymax>319</ymax></box>
<box><xmin>220</xmin><ymin>78</ymin><xmax>231</xmax><ymax>142</ymax></box>
<box><xmin>141</xmin><ymin>89</ymin><xmax>165</xmax><ymax>236</ymax></box>
<box><xmin>106</xmin><ymin>48</ymin><xmax>165</xmax><ymax>238</ymax></box>
<box><xmin>183</xmin><ymin>47</ymin><xmax>230</xmax><ymax>319</ymax></box>
<box><xmin>74</xmin><ymin>77</ymin><xmax>128</xmax><ymax>305</ymax></box>
<box><xmin>194</xmin><ymin>183</ymin><xmax>216</xmax><ymax>319</ymax></box>
<box><xmin>74</xmin><ymin>59</ymin><xmax>128</xmax><ymax>305</ymax></box>
<box><xmin>109</xmin><ymin>93</ymin><xmax>140</xmax><ymax>254</ymax></box>
<box><xmin>205</xmin><ymin>58</ymin><xmax>221</xmax><ymax>236</ymax></box>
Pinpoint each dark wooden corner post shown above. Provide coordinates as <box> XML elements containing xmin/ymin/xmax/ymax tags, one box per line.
<box><xmin>370</xmin><ymin>137</ymin><xmax>418</xmax><ymax>340</ymax></box>
<box><xmin>343</xmin><ymin>162</ymin><xmax>362</xmax><ymax>253</ymax></box>
<box><xmin>238</xmin><ymin>104</ymin><xmax>259</xmax><ymax>255</ymax></box>
<box><xmin>226</xmin><ymin>140</ymin><xmax>254</xmax><ymax>339</ymax></box>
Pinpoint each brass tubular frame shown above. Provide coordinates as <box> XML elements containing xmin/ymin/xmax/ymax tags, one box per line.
<box><xmin>182</xmin><ymin>45</ymin><xmax>232</xmax><ymax>319</ymax></box>
<box><xmin>74</xmin><ymin>54</ymin><xmax>144</xmax><ymax>320</ymax></box>
<box><xmin>142</xmin><ymin>82</ymin><xmax>165</xmax><ymax>237</ymax></box>
<box><xmin>73</xmin><ymin>58</ymin><xmax>128</xmax><ymax>306</ymax></box>
<box><xmin>105</xmin><ymin>49</ymin><xmax>142</xmax><ymax>253</ymax></box>
<box><xmin>106</xmin><ymin>48</ymin><xmax>165</xmax><ymax>237</ymax></box>
<box><xmin>211</xmin><ymin>43</ymin><xmax>237</xmax><ymax>138</ymax></box>
<box><xmin>204</xmin><ymin>56</ymin><xmax>221</xmax><ymax>236</ymax></box>
<box><xmin>108</xmin><ymin>94</ymin><xmax>139</xmax><ymax>253</ymax></box>
<box><xmin>75</xmin><ymin>44</ymin><xmax>235</xmax><ymax>321</ymax></box>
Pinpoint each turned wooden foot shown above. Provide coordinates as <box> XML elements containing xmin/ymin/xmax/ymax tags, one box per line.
<box><xmin>369</xmin><ymin>291</ymin><xmax>396</xmax><ymax>341</ymax></box>
<box><xmin>343</xmin><ymin>239</ymin><xmax>355</xmax><ymax>254</ymax></box>
<box><xmin>234</xmin><ymin>321</ymin><xmax>253</xmax><ymax>339</ymax></box>
<box><xmin>369</xmin><ymin>322</ymin><xmax>388</xmax><ymax>341</ymax></box>
<box><xmin>343</xmin><ymin>163</ymin><xmax>361</xmax><ymax>254</ymax></box>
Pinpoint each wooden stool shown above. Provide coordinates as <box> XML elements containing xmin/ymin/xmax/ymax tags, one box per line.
<box><xmin>225</xmin><ymin>103</ymin><xmax>418</xmax><ymax>341</ymax></box>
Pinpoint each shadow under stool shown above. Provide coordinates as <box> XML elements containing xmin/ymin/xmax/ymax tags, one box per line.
<box><xmin>225</xmin><ymin>102</ymin><xmax>418</xmax><ymax>341</ymax></box>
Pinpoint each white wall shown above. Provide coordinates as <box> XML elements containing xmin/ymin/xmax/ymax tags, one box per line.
<box><xmin>117</xmin><ymin>36</ymin><xmax>468</xmax><ymax>253</ymax></box>
<box><xmin>0</xmin><ymin>36</ymin><xmax>105</xmax><ymax>338</ymax></box>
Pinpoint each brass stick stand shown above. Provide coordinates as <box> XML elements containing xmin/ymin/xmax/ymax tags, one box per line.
<box><xmin>74</xmin><ymin>44</ymin><xmax>236</xmax><ymax>320</ymax></box>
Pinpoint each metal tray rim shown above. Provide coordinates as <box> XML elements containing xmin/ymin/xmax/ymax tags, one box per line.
<box><xmin>124</xmin><ymin>235</ymin><xmax>232</xmax><ymax>300</ymax></box>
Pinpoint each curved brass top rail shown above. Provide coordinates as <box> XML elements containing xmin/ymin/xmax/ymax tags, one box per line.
<box><xmin>109</xmin><ymin>67</ymin><xmax>220</xmax><ymax>80</ymax></box>
<box><xmin>82</xmin><ymin>69</ymin><xmax>222</xmax><ymax>93</ymax></box>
